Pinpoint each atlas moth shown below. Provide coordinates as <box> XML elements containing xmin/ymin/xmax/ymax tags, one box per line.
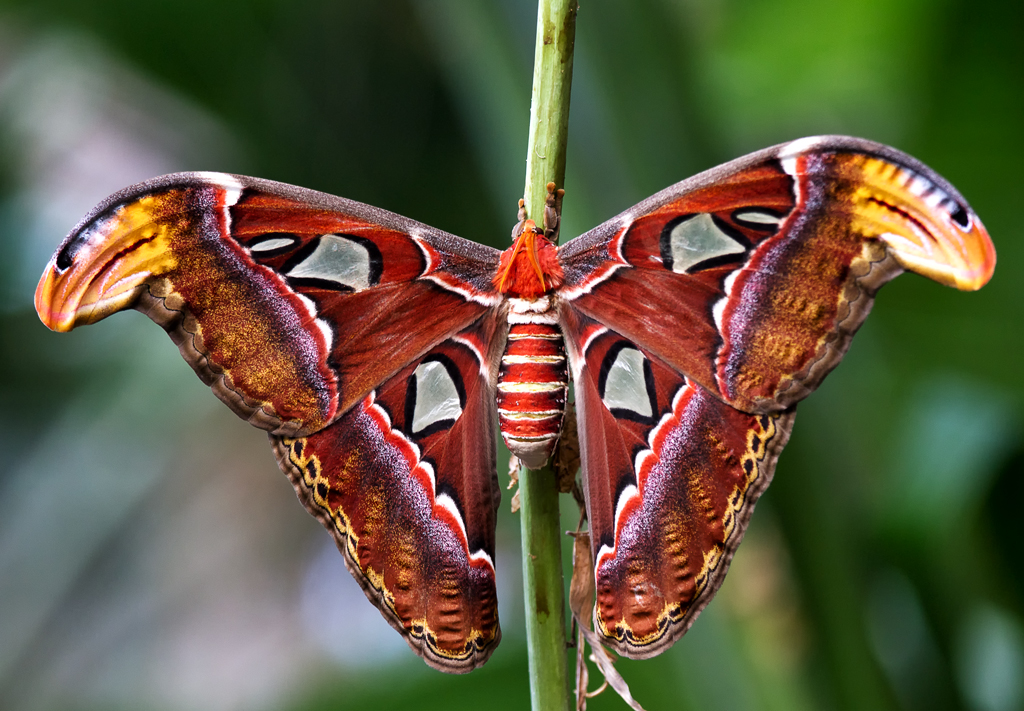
<box><xmin>36</xmin><ymin>135</ymin><xmax>995</xmax><ymax>672</ymax></box>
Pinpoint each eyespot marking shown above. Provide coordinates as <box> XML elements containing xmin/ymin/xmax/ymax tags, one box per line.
<box><xmin>950</xmin><ymin>202</ymin><xmax>971</xmax><ymax>230</ymax></box>
<box><xmin>55</xmin><ymin>235</ymin><xmax>87</xmax><ymax>271</ymax></box>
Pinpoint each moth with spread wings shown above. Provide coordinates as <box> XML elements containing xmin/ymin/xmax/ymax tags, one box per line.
<box><xmin>35</xmin><ymin>135</ymin><xmax>995</xmax><ymax>673</ymax></box>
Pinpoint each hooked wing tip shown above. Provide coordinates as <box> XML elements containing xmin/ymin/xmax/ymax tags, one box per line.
<box><xmin>879</xmin><ymin>210</ymin><xmax>996</xmax><ymax>292</ymax></box>
<box><xmin>34</xmin><ymin>262</ymin><xmax>72</xmax><ymax>332</ymax></box>
<box><xmin>816</xmin><ymin>148</ymin><xmax>998</xmax><ymax>292</ymax></box>
<box><xmin>34</xmin><ymin>234</ymin><xmax>154</xmax><ymax>333</ymax></box>
<box><xmin>34</xmin><ymin>190</ymin><xmax>185</xmax><ymax>332</ymax></box>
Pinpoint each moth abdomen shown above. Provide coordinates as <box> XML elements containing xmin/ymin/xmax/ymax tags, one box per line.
<box><xmin>497</xmin><ymin>321</ymin><xmax>568</xmax><ymax>469</ymax></box>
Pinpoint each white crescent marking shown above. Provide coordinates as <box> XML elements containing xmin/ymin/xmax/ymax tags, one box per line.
<box><xmin>250</xmin><ymin>237</ymin><xmax>295</xmax><ymax>252</ymax></box>
<box><xmin>733</xmin><ymin>208</ymin><xmax>783</xmax><ymax>227</ymax></box>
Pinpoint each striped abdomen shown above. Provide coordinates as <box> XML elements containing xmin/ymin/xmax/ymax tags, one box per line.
<box><xmin>497</xmin><ymin>322</ymin><xmax>568</xmax><ymax>469</ymax></box>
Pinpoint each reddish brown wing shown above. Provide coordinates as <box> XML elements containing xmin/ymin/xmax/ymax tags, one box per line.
<box><xmin>557</xmin><ymin>136</ymin><xmax>995</xmax><ymax>415</ymax></box>
<box><xmin>561</xmin><ymin>307</ymin><xmax>794</xmax><ymax>658</ymax></box>
<box><xmin>556</xmin><ymin>135</ymin><xmax>995</xmax><ymax>658</ymax></box>
<box><xmin>273</xmin><ymin>315</ymin><xmax>505</xmax><ymax>672</ymax></box>
<box><xmin>34</xmin><ymin>173</ymin><xmax>507</xmax><ymax>672</ymax></box>
<box><xmin>35</xmin><ymin>172</ymin><xmax>502</xmax><ymax>436</ymax></box>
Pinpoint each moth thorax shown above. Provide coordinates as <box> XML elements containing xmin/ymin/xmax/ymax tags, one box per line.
<box><xmin>497</xmin><ymin>322</ymin><xmax>568</xmax><ymax>469</ymax></box>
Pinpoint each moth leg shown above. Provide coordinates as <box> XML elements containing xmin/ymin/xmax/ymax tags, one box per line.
<box><xmin>508</xmin><ymin>198</ymin><xmax>530</xmax><ymax>244</ymax></box>
<box><xmin>543</xmin><ymin>182</ymin><xmax>566</xmax><ymax>243</ymax></box>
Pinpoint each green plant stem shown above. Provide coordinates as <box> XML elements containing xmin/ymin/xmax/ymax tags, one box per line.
<box><xmin>524</xmin><ymin>0</ymin><xmax>577</xmax><ymax>222</ymax></box>
<box><xmin>519</xmin><ymin>465</ymin><xmax>571</xmax><ymax>711</ymax></box>
<box><xmin>520</xmin><ymin>1</ymin><xmax>577</xmax><ymax>710</ymax></box>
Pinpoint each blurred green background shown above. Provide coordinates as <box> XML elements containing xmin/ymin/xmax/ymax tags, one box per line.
<box><xmin>0</xmin><ymin>1</ymin><xmax>1021</xmax><ymax>710</ymax></box>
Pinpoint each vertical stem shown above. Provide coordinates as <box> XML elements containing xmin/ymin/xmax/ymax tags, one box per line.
<box><xmin>524</xmin><ymin>0</ymin><xmax>578</xmax><ymax>222</ymax></box>
<box><xmin>519</xmin><ymin>466</ymin><xmax>572</xmax><ymax>711</ymax></box>
<box><xmin>520</xmin><ymin>2</ymin><xmax>577</xmax><ymax>710</ymax></box>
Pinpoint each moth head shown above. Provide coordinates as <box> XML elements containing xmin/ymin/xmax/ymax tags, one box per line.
<box><xmin>494</xmin><ymin>218</ymin><xmax>563</xmax><ymax>297</ymax></box>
